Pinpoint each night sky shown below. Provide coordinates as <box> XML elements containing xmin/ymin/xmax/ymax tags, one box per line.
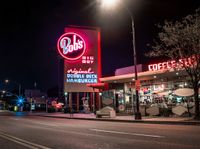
<box><xmin>0</xmin><ymin>0</ymin><xmax>199</xmax><ymax>92</ymax></box>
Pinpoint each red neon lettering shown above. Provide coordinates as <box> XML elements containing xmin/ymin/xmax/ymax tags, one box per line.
<box><xmin>158</xmin><ymin>63</ymin><xmax>162</xmax><ymax>70</ymax></box>
<box><xmin>162</xmin><ymin>62</ymin><xmax>167</xmax><ymax>69</ymax></box>
<box><xmin>185</xmin><ymin>59</ymin><xmax>190</xmax><ymax>67</ymax></box>
<box><xmin>148</xmin><ymin>56</ymin><xmax>197</xmax><ymax>71</ymax></box>
<box><xmin>171</xmin><ymin>60</ymin><xmax>176</xmax><ymax>68</ymax></box>
<box><xmin>152</xmin><ymin>64</ymin><xmax>158</xmax><ymax>71</ymax></box>
<box><xmin>166</xmin><ymin>61</ymin><xmax>171</xmax><ymax>69</ymax></box>
<box><xmin>188</xmin><ymin>58</ymin><xmax>192</xmax><ymax>66</ymax></box>
<box><xmin>148</xmin><ymin>65</ymin><xmax>153</xmax><ymax>71</ymax></box>
<box><xmin>178</xmin><ymin>59</ymin><xmax>184</xmax><ymax>68</ymax></box>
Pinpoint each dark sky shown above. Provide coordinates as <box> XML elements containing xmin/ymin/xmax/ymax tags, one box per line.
<box><xmin>0</xmin><ymin>0</ymin><xmax>199</xmax><ymax>91</ymax></box>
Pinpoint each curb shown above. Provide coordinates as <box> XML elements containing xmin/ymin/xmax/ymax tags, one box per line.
<box><xmin>35</xmin><ymin>115</ymin><xmax>200</xmax><ymax>126</ymax></box>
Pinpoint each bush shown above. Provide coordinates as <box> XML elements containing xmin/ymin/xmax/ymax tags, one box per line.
<box><xmin>160</xmin><ymin>108</ymin><xmax>172</xmax><ymax>117</ymax></box>
<box><xmin>47</xmin><ymin>107</ymin><xmax>56</xmax><ymax>113</ymax></box>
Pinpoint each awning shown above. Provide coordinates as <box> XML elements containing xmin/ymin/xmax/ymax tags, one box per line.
<box><xmin>174</xmin><ymin>88</ymin><xmax>194</xmax><ymax>97</ymax></box>
<box><xmin>86</xmin><ymin>83</ymin><xmax>108</xmax><ymax>90</ymax></box>
<box><xmin>100</xmin><ymin>69</ymin><xmax>168</xmax><ymax>83</ymax></box>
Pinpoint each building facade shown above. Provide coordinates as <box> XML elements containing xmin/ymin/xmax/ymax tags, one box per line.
<box><xmin>99</xmin><ymin>62</ymin><xmax>195</xmax><ymax>116</ymax></box>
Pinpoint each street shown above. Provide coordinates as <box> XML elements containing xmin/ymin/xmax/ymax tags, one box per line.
<box><xmin>0</xmin><ymin>113</ymin><xmax>200</xmax><ymax>149</ymax></box>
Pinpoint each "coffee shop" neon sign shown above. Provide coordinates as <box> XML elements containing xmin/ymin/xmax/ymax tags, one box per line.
<box><xmin>148</xmin><ymin>57</ymin><xmax>195</xmax><ymax>71</ymax></box>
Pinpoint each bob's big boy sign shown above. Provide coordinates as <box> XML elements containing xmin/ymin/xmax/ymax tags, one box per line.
<box><xmin>57</xmin><ymin>26</ymin><xmax>101</xmax><ymax>92</ymax></box>
<box><xmin>57</xmin><ymin>32</ymin><xmax>86</xmax><ymax>61</ymax></box>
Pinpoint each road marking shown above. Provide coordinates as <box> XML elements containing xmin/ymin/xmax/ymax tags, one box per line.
<box><xmin>0</xmin><ymin>132</ymin><xmax>51</xmax><ymax>149</ymax></box>
<box><xmin>32</xmin><ymin>121</ymin><xmax>58</xmax><ymax>127</ymax></box>
<box><xmin>0</xmin><ymin>134</ymin><xmax>37</xmax><ymax>149</ymax></box>
<box><xmin>90</xmin><ymin>129</ymin><xmax>165</xmax><ymax>138</ymax></box>
<box><xmin>15</xmin><ymin>119</ymin><xmax>58</xmax><ymax>127</ymax></box>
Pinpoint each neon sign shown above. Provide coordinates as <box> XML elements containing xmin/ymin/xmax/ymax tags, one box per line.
<box><xmin>62</xmin><ymin>26</ymin><xmax>101</xmax><ymax>92</ymax></box>
<box><xmin>148</xmin><ymin>60</ymin><xmax>177</xmax><ymax>71</ymax></box>
<box><xmin>82</xmin><ymin>56</ymin><xmax>94</xmax><ymax>64</ymax></box>
<box><xmin>57</xmin><ymin>32</ymin><xmax>86</xmax><ymax>61</ymax></box>
<box><xmin>148</xmin><ymin>57</ymin><xmax>195</xmax><ymax>71</ymax></box>
<box><xmin>67</xmin><ymin>68</ymin><xmax>94</xmax><ymax>74</ymax></box>
<box><xmin>66</xmin><ymin>67</ymin><xmax>97</xmax><ymax>83</ymax></box>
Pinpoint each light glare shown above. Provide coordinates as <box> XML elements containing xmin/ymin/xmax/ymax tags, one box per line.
<box><xmin>101</xmin><ymin>0</ymin><xmax>119</xmax><ymax>8</ymax></box>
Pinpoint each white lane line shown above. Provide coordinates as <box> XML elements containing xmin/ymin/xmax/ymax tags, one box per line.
<box><xmin>0</xmin><ymin>132</ymin><xmax>51</xmax><ymax>149</ymax></box>
<box><xmin>14</xmin><ymin>119</ymin><xmax>58</xmax><ymax>127</ymax></box>
<box><xmin>32</xmin><ymin>122</ymin><xmax>58</xmax><ymax>127</ymax></box>
<box><xmin>0</xmin><ymin>134</ymin><xmax>37</xmax><ymax>149</ymax></box>
<box><xmin>90</xmin><ymin>129</ymin><xmax>165</xmax><ymax>138</ymax></box>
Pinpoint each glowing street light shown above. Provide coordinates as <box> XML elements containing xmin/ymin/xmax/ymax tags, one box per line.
<box><xmin>99</xmin><ymin>0</ymin><xmax>141</xmax><ymax>119</ymax></box>
<box><xmin>101</xmin><ymin>0</ymin><xmax>119</xmax><ymax>9</ymax></box>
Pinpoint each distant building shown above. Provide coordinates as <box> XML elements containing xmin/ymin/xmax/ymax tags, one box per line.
<box><xmin>24</xmin><ymin>89</ymin><xmax>47</xmax><ymax>111</ymax></box>
<box><xmin>24</xmin><ymin>89</ymin><xmax>46</xmax><ymax>98</ymax></box>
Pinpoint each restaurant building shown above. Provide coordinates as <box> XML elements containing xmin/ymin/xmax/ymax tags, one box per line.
<box><xmin>99</xmin><ymin>60</ymin><xmax>194</xmax><ymax>116</ymax></box>
<box><xmin>57</xmin><ymin>26</ymin><xmax>195</xmax><ymax>115</ymax></box>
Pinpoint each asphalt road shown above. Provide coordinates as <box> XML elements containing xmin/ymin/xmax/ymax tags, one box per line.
<box><xmin>0</xmin><ymin>112</ymin><xmax>200</xmax><ymax>149</ymax></box>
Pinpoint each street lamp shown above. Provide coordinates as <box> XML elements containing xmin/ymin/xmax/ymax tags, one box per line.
<box><xmin>5</xmin><ymin>79</ymin><xmax>21</xmax><ymax>97</ymax></box>
<box><xmin>101</xmin><ymin>0</ymin><xmax>119</xmax><ymax>9</ymax></box>
<box><xmin>99</xmin><ymin>0</ymin><xmax>141</xmax><ymax>119</ymax></box>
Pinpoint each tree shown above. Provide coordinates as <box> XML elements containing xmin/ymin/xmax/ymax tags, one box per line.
<box><xmin>147</xmin><ymin>8</ymin><xmax>200</xmax><ymax>119</ymax></box>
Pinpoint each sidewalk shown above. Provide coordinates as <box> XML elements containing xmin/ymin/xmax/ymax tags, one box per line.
<box><xmin>28</xmin><ymin>112</ymin><xmax>200</xmax><ymax>125</ymax></box>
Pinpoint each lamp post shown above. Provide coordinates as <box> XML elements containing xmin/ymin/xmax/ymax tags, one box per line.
<box><xmin>99</xmin><ymin>0</ymin><xmax>141</xmax><ymax>119</ymax></box>
<box><xmin>5</xmin><ymin>79</ymin><xmax>21</xmax><ymax>97</ymax></box>
<box><xmin>64</xmin><ymin>92</ymin><xmax>68</xmax><ymax>113</ymax></box>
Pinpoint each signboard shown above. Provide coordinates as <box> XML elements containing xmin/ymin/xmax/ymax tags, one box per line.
<box><xmin>31</xmin><ymin>104</ymin><xmax>35</xmax><ymax>110</ymax></box>
<box><xmin>148</xmin><ymin>57</ymin><xmax>196</xmax><ymax>71</ymax></box>
<box><xmin>57</xmin><ymin>32</ymin><xmax>86</xmax><ymax>61</ymax></box>
<box><xmin>57</xmin><ymin>26</ymin><xmax>101</xmax><ymax>92</ymax></box>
